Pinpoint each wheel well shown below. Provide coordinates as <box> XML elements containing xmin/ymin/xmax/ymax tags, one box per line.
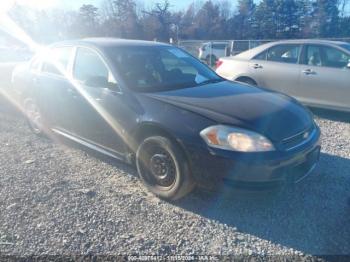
<box><xmin>235</xmin><ymin>76</ymin><xmax>257</xmax><ymax>86</ymax></box>
<box><xmin>134</xmin><ymin>124</ymin><xmax>173</xmax><ymax>144</ymax></box>
<box><xmin>131</xmin><ymin>123</ymin><xmax>188</xmax><ymax>159</ymax></box>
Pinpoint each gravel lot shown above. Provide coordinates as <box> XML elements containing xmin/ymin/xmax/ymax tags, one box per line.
<box><xmin>0</xmin><ymin>94</ymin><xmax>349</xmax><ymax>257</ymax></box>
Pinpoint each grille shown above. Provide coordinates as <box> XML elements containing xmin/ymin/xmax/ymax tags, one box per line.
<box><xmin>279</xmin><ymin>126</ymin><xmax>315</xmax><ymax>151</ymax></box>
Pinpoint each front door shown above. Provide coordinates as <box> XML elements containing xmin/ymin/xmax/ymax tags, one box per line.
<box><xmin>250</xmin><ymin>44</ymin><xmax>301</xmax><ymax>94</ymax></box>
<box><xmin>70</xmin><ymin>47</ymin><xmax>126</xmax><ymax>154</ymax></box>
<box><xmin>299</xmin><ymin>44</ymin><xmax>350</xmax><ymax>109</ymax></box>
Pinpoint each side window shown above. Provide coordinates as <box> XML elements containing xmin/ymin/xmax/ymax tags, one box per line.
<box><xmin>254</xmin><ymin>50</ymin><xmax>267</xmax><ymax>60</ymax></box>
<box><xmin>73</xmin><ymin>48</ymin><xmax>116</xmax><ymax>87</ymax></box>
<box><xmin>42</xmin><ymin>47</ymin><xmax>73</xmax><ymax>75</ymax></box>
<box><xmin>322</xmin><ymin>46</ymin><xmax>350</xmax><ymax>69</ymax></box>
<box><xmin>305</xmin><ymin>45</ymin><xmax>322</xmax><ymax>67</ymax></box>
<box><xmin>266</xmin><ymin>44</ymin><xmax>301</xmax><ymax>64</ymax></box>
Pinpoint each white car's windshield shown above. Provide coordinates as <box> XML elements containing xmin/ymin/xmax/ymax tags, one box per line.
<box><xmin>107</xmin><ymin>46</ymin><xmax>223</xmax><ymax>92</ymax></box>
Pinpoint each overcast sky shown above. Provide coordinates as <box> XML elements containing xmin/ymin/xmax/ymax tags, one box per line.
<box><xmin>9</xmin><ymin>0</ymin><xmax>349</xmax><ymax>15</ymax></box>
<box><xmin>62</xmin><ymin>0</ymin><xmax>195</xmax><ymax>10</ymax></box>
<box><xmin>16</xmin><ymin>0</ymin><xmax>195</xmax><ymax>11</ymax></box>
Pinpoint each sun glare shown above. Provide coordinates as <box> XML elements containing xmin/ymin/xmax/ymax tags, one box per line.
<box><xmin>0</xmin><ymin>0</ymin><xmax>57</xmax><ymax>13</ymax></box>
<box><xmin>0</xmin><ymin>0</ymin><xmax>15</xmax><ymax>13</ymax></box>
<box><xmin>0</xmin><ymin>0</ymin><xmax>134</xmax><ymax>152</ymax></box>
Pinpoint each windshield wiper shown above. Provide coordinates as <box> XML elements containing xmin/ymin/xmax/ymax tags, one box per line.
<box><xmin>197</xmin><ymin>78</ymin><xmax>223</xmax><ymax>86</ymax></box>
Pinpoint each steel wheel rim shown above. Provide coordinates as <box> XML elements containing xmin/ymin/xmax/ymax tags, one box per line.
<box><xmin>143</xmin><ymin>146</ymin><xmax>177</xmax><ymax>189</ymax></box>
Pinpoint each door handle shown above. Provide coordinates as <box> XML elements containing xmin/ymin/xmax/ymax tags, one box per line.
<box><xmin>253</xmin><ymin>64</ymin><xmax>263</xmax><ymax>69</ymax></box>
<box><xmin>302</xmin><ymin>69</ymin><xmax>316</xmax><ymax>75</ymax></box>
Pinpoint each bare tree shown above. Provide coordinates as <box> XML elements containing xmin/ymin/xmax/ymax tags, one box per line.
<box><xmin>141</xmin><ymin>0</ymin><xmax>173</xmax><ymax>41</ymax></box>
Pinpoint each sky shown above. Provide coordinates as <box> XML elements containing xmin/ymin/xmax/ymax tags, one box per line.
<box><xmin>0</xmin><ymin>0</ymin><xmax>196</xmax><ymax>11</ymax></box>
<box><xmin>59</xmin><ymin>0</ymin><xmax>194</xmax><ymax>11</ymax></box>
<box><xmin>4</xmin><ymin>0</ymin><xmax>348</xmax><ymax>14</ymax></box>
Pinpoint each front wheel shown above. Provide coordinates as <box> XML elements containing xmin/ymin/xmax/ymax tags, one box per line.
<box><xmin>136</xmin><ymin>136</ymin><xmax>195</xmax><ymax>200</ymax></box>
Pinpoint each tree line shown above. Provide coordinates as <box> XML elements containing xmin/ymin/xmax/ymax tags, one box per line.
<box><xmin>7</xmin><ymin>0</ymin><xmax>350</xmax><ymax>44</ymax></box>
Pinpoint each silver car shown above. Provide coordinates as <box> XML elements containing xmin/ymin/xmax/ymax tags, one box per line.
<box><xmin>216</xmin><ymin>40</ymin><xmax>350</xmax><ymax>112</ymax></box>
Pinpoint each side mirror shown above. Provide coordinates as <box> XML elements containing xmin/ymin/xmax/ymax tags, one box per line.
<box><xmin>85</xmin><ymin>76</ymin><xmax>108</xmax><ymax>88</ymax></box>
<box><xmin>85</xmin><ymin>76</ymin><xmax>118</xmax><ymax>91</ymax></box>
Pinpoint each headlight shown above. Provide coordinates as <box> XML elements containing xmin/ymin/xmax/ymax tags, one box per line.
<box><xmin>200</xmin><ymin>125</ymin><xmax>275</xmax><ymax>152</ymax></box>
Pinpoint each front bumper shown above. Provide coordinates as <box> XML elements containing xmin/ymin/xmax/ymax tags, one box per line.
<box><xmin>186</xmin><ymin>127</ymin><xmax>321</xmax><ymax>189</ymax></box>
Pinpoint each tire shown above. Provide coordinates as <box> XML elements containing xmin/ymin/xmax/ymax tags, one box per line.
<box><xmin>136</xmin><ymin>136</ymin><xmax>195</xmax><ymax>200</ymax></box>
<box><xmin>236</xmin><ymin>77</ymin><xmax>257</xmax><ymax>86</ymax></box>
<box><xmin>23</xmin><ymin>98</ymin><xmax>46</xmax><ymax>136</ymax></box>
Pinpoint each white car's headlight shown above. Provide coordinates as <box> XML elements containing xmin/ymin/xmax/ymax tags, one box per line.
<box><xmin>200</xmin><ymin>125</ymin><xmax>275</xmax><ymax>152</ymax></box>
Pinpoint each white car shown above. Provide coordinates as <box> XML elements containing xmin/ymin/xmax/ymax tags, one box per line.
<box><xmin>216</xmin><ymin>39</ymin><xmax>350</xmax><ymax>112</ymax></box>
<box><xmin>198</xmin><ymin>41</ymin><xmax>229</xmax><ymax>65</ymax></box>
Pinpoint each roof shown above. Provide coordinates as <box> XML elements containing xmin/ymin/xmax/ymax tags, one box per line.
<box><xmin>53</xmin><ymin>38</ymin><xmax>170</xmax><ymax>48</ymax></box>
<box><xmin>270</xmin><ymin>39</ymin><xmax>349</xmax><ymax>45</ymax></box>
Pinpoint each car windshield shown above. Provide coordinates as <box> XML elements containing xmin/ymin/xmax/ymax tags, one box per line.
<box><xmin>340</xmin><ymin>44</ymin><xmax>350</xmax><ymax>53</ymax></box>
<box><xmin>106</xmin><ymin>46</ymin><xmax>223</xmax><ymax>92</ymax></box>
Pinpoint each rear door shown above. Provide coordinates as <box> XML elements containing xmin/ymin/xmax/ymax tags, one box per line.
<box><xmin>250</xmin><ymin>44</ymin><xmax>301</xmax><ymax>93</ymax></box>
<box><xmin>37</xmin><ymin>46</ymin><xmax>75</xmax><ymax>131</ymax></box>
<box><xmin>299</xmin><ymin>44</ymin><xmax>350</xmax><ymax>109</ymax></box>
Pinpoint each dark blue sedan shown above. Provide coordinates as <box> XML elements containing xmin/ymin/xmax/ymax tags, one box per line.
<box><xmin>12</xmin><ymin>38</ymin><xmax>321</xmax><ymax>200</ymax></box>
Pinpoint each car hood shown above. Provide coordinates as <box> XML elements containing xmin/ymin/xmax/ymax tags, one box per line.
<box><xmin>144</xmin><ymin>81</ymin><xmax>313</xmax><ymax>142</ymax></box>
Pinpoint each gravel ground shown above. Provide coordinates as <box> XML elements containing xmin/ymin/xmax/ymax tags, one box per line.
<box><xmin>0</xmin><ymin>95</ymin><xmax>349</xmax><ymax>257</ymax></box>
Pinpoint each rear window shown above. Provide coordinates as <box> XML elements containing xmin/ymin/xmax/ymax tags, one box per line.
<box><xmin>42</xmin><ymin>46</ymin><xmax>73</xmax><ymax>75</ymax></box>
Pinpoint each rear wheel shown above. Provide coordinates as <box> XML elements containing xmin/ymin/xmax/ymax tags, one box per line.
<box><xmin>23</xmin><ymin>98</ymin><xmax>45</xmax><ymax>136</ymax></box>
<box><xmin>136</xmin><ymin>136</ymin><xmax>195</xmax><ymax>200</ymax></box>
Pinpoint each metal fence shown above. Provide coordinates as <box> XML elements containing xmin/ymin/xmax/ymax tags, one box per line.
<box><xmin>178</xmin><ymin>38</ymin><xmax>350</xmax><ymax>67</ymax></box>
